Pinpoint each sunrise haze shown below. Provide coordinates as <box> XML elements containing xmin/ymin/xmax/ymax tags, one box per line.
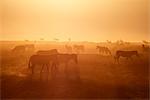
<box><xmin>1</xmin><ymin>0</ymin><xmax>149</xmax><ymax>42</ymax></box>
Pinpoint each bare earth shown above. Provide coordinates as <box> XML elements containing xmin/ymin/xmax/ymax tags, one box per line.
<box><xmin>1</xmin><ymin>54</ymin><xmax>149</xmax><ymax>99</ymax></box>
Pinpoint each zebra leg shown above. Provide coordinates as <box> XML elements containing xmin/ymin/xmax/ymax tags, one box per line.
<box><xmin>31</xmin><ymin>65</ymin><xmax>35</xmax><ymax>75</ymax></box>
<box><xmin>54</xmin><ymin>63</ymin><xmax>58</xmax><ymax>78</ymax></box>
<box><xmin>46</xmin><ymin>64</ymin><xmax>49</xmax><ymax>81</ymax></box>
<box><xmin>40</xmin><ymin>64</ymin><xmax>44</xmax><ymax>80</ymax></box>
<box><xmin>52</xmin><ymin>63</ymin><xmax>56</xmax><ymax>71</ymax></box>
<box><xmin>40</xmin><ymin>64</ymin><xmax>44</xmax><ymax>74</ymax></box>
<box><xmin>117</xmin><ymin>57</ymin><xmax>119</xmax><ymax>64</ymax></box>
<box><xmin>51</xmin><ymin>63</ymin><xmax>56</xmax><ymax>79</ymax></box>
<box><xmin>109</xmin><ymin>51</ymin><xmax>111</xmax><ymax>56</ymax></box>
<box><xmin>54</xmin><ymin>63</ymin><xmax>58</xmax><ymax>73</ymax></box>
<box><xmin>51</xmin><ymin>63</ymin><xmax>54</xmax><ymax>76</ymax></box>
<box><xmin>114</xmin><ymin>56</ymin><xmax>118</xmax><ymax>64</ymax></box>
<box><xmin>47</xmin><ymin>64</ymin><xmax>49</xmax><ymax>73</ymax></box>
<box><xmin>114</xmin><ymin>56</ymin><xmax>117</xmax><ymax>63</ymax></box>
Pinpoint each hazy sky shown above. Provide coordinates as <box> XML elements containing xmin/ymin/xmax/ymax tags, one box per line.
<box><xmin>1</xmin><ymin>0</ymin><xmax>149</xmax><ymax>42</ymax></box>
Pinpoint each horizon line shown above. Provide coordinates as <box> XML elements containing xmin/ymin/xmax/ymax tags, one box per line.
<box><xmin>0</xmin><ymin>40</ymin><xmax>148</xmax><ymax>43</ymax></box>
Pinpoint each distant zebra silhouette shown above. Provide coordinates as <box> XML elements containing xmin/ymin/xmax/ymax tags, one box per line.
<box><xmin>96</xmin><ymin>46</ymin><xmax>111</xmax><ymax>55</ymax></box>
<box><xmin>73</xmin><ymin>45</ymin><xmax>84</xmax><ymax>54</ymax></box>
<box><xmin>12</xmin><ymin>44</ymin><xmax>35</xmax><ymax>54</ymax></box>
<box><xmin>65</xmin><ymin>45</ymin><xmax>72</xmax><ymax>54</ymax></box>
<box><xmin>12</xmin><ymin>45</ymin><xmax>26</xmax><ymax>53</ymax></box>
<box><xmin>142</xmin><ymin>44</ymin><xmax>150</xmax><ymax>53</ymax></box>
<box><xmin>28</xmin><ymin>54</ymin><xmax>58</xmax><ymax>76</ymax></box>
<box><xmin>116</xmin><ymin>40</ymin><xmax>124</xmax><ymax>45</ymax></box>
<box><xmin>25</xmin><ymin>44</ymin><xmax>35</xmax><ymax>52</ymax></box>
<box><xmin>106</xmin><ymin>40</ymin><xmax>112</xmax><ymax>44</ymax></box>
<box><xmin>114</xmin><ymin>50</ymin><xmax>139</xmax><ymax>63</ymax></box>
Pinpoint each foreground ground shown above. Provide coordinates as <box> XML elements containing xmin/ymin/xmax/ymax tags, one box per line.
<box><xmin>1</xmin><ymin>54</ymin><xmax>149</xmax><ymax>99</ymax></box>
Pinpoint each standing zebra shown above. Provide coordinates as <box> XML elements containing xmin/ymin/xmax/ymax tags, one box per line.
<box><xmin>65</xmin><ymin>45</ymin><xmax>72</xmax><ymax>54</ymax></box>
<box><xmin>28</xmin><ymin>54</ymin><xmax>58</xmax><ymax>80</ymax></box>
<box><xmin>34</xmin><ymin>49</ymin><xmax>78</xmax><ymax>78</ymax></box>
<box><xmin>96</xmin><ymin>46</ymin><xmax>111</xmax><ymax>55</ymax></box>
<box><xmin>114</xmin><ymin>50</ymin><xmax>139</xmax><ymax>63</ymax></box>
<box><xmin>73</xmin><ymin>45</ymin><xmax>84</xmax><ymax>54</ymax></box>
<box><xmin>142</xmin><ymin>44</ymin><xmax>150</xmax><ymax>53</ymax></box>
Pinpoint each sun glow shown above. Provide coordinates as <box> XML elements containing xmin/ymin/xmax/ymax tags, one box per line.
<box><xmin>1</xmin><ymin>0</ymin><xmax>148</xmax><ymax>42</ymax></box>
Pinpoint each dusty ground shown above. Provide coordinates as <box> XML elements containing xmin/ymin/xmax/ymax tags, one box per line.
<box><xmin>1</xmin><ymin>53</ymin><xmax>149</xmax><ymax>99</ymax></box>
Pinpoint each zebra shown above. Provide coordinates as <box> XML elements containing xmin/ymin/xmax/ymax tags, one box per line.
<box><xmin>65</xmin><ymin>45</ymin><xmax>72</xmax><ymax>54</ymax></box>
<box><xmin>25</xmin><ymin>44</ymin><xmax>35</xmax><ymax>53</ymax></box>
<box><xmin>114</xmin><ymin>50</ymin><xmax>139</xmax><ymax>63</ymax></box>
<box><xmin>57</xmin><ymin>53</ymin><xmax>78</xmax><ymax>78</ymax></box>
<box><xmin>57</xmin><ymin>54</ymin><xmax>78</xmax><ymax>66</ymax></box>
<box><xmin>142</xmin><ymin>44</ymin><xmax>150</xmax><ymax>53</ymax></box>
<box><xmin>12</xmin><ymin>44</ymin><xmax>35</xmax><ymax>57</ymax></box>
<box><xmin>28</xmin><ymin>54</ymin><xmax>58</xmax><ymax>76</ymax></box>
<box><xmin>96</xmin><ymin>46</ymin><xmax>111</xmax><ymax>55</ymax></box>
<box><xmin>35</xmin><ymin>49</ymin><xmax>78</xmax><ymax>76</ymax></box>
<box><xmin>12</xmin><ymin>45</ymin><xmax>26</xmax><ymax>54</ymax></box>
<box><xmin>73</xmin><ymin>45</ymin><xmax>84</xmax><ymax>54</ymax></box>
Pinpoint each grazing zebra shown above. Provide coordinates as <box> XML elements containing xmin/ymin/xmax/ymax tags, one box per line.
<box><xmin>65</xmin><ymin>45</ymin><xmax>72</xmax><ymax>54</ymax></box>
<box><xmin>12</xmin><ymin>44</ymin><xmax>35</xmax><ymax>55</ymax></box>
<box><xmin>25</xmin><ymin>44</ymin><xmax>35</xmax><ymax>52</ymax></box>
<box><xmin>58</xmin><ymin>54</ymin><xmax>78</xmax><ymax>65</ymax></box>
<box><xmin>28</xmin><ymin>54</ymin><xmax>58</xmax><ymax>75</ymax></box>
<box><xmin>57</xmin><ymin>54</ymin><xmax>78</xmax><ymax>75</ymax></box>
<box><xmin>36</xmin><ymin>49</ymin><xmax>59</xmax><ymax>55</ymax></box>
<box><xmin>114</xmin><ymin>50</ymin><xmax>139</xmax><ymax>63</ymax></box>
<box><xmin>36</xmin><ymin>49</ymin><xmax>78</xmax><ymax>74</ymax></box>
<box><xmin>12</xmin><ymin>45</ymin><xmax>26</xmax><ymax>53</ymax></box>
<box><xmin>96</xmin><ymin>46</ymin><xmax>111</xmax><ymax>55</ymax></box>
<box><xmin>142</xmin><ymin>44</ymin><xmax>150</xmax><ymax>53</ymax></box>
<box><xmin>73</xmin><ymin>45</ymin><xmax>84</xmax><ymax>54</ymax></box>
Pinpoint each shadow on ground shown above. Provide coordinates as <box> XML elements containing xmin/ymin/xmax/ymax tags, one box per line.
<box><xmin>1</xmin><ymin>73</ymin><xmax>149</xmax><ymax>99</ymax></box>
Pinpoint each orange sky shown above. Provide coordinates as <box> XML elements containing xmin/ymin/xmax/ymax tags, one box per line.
<box><xmin>1</xmin><ymin>0</ymin><xmax>149</xmax><ymax>42</ymax></box>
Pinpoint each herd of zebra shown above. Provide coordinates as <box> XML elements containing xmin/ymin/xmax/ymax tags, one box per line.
<box><xmin>11</xmin><ymin>44</ymin><xmax>149</xmax><ymax>77</ymax></box>
<box><xmin>65</xmin><ymin>44</ymin><xmax>84</xmax><ymax>54</ymax></box>
<box><xmin>29</xmin><ymin>49</ymin><xmax>78</xmax><ymax>76</ymax></box>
